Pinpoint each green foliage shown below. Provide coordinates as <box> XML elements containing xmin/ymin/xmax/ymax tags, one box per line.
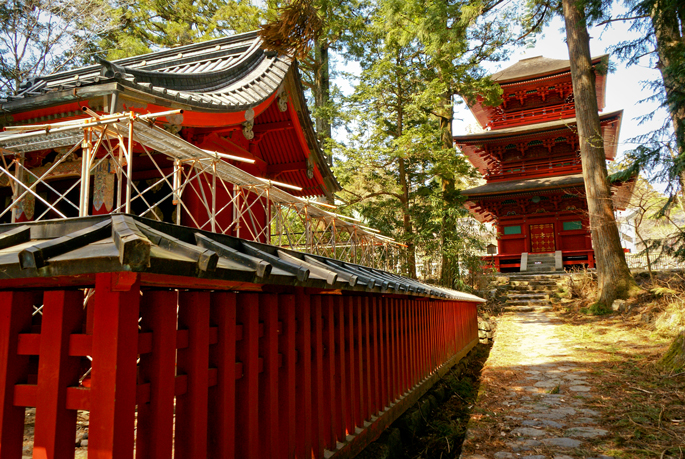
<box><xmin>99</xmin><ymin>0</ymin><xmax>263</xmax><ymax>59</ymax></box>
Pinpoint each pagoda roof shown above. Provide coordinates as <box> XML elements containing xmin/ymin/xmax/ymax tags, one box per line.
<box><xmin>454</xmin><ymin>110</ymin><xmax>623</xmax><ymax>174</ymax></box>
<box><xmin>461</xmin><ymin>173</ymin><xmax>585</xmax><ymax>197</ymax></box>
<box><xmin>461</xmin><ymin>173</ymin><xmax>635</xmax><ymax>222</ymax></box>
<box><xmin>491</xmin><ymin>54</ymin><xmax>609</xmax><ymax>85</ymax></box>
<box><xmin>0</xmin><ymin>31</ymin><xmax>288</xmax><ymax>112</ymax></box>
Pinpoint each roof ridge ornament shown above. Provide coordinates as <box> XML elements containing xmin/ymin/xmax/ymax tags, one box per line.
<box><xmin>243</xmin><ymin>119</ymin><xmax>254</xmax><ymax>140</ymax></box>
<box><xmin>96</xmin><ymin>57</ymin><xmax>126</xmax><ymax>79</ymax></box>
<box><xmin>277</xmin><ymin>87</ymin><xmax>289</xmax><ymax>112</ymax></box>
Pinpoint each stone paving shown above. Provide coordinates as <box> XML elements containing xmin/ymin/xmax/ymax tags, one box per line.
<box><xmin>459</xmin><ymin>306</ymin><xmax>613</xmax><ymax>459</ymax></box>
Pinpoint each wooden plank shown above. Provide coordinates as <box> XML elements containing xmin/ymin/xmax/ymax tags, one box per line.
<box><xmin>111</xmin><ymin>215</ymin><xmax>151</xmax><ymax>270</ymax></box>
<box><xmin>89</xmin><ymin>272</ymin><xmax>140</xmax><ymax>459</ymax></box>
<box><xmin>294</xmin><ymin>288</ymin><xmax>312</xmax><ymax>458</ymax></box>
<box><xmin>370</xmin><ymin>296</ymin><xmax>380</xmax><ymax>416</ymax></box>
<box><xmin>277</xmin><ymin>294</ymin><xmax>296</xmax><ymax>459</ymax></box>
<box><xmin>389</xmin><ymin>298</ymin><xmax>397</xmax><ymax>402</ymax></box>
<box><xmin>345</xmin><ymin>296</ymin><xmax>359</xmax><ymax>430</ymax></box>
<box><xmin>33</xmin><ymin>290</ymin><xmax>83</xmax><ymax>459</ymax></box>
<box><xmin>362</xmin><ymin>296</ymin><xmax>372</xmax><ymax>421</ymax></box>
<box><xmin>355</xmin><ymin>296</ymin><xmax>366</xmax><ymax>422</ymax></box>
<box><xmin>0</xmin><ymin>291</ymin><xmax>33</xmax><ymax>459</ymax></box>
<box><xmin>136</xmin><ymin>290</ymin><xmax>177</xmax><ymax>459</ymax></box>
<box><xmin>208</xmin><ymin>292</ymin><xmax>237</xmax><ymax>459</ymax></box>
<box><xmin>310</xmin><ymin>295</ymin><xmax>325</xmax><ymax>458</ymax></box>
<box><xmin>381</xmin><ymin>297</ymin><xmax>389</xmax><ymax>408</ymax></box>
<box><xmin>195</xmin><ymin>233</ymin><xmax>271</xmax><ymax>277</ymax></box>
<box><xmin>235</xmin><ymin>293</ymin><xmax>259</xmax><ymax>458</ymax></box>
<box><xmin>258</xmin><ymin>294</ymin><xmax>279</xmax><ymax>459</ymax></box>
<box><xmin>333</xmin><ymin>295</ymin><xmax>348</xmax><ymax>442</ymax></box>
<box><xmin>0</xmin><ymin>225</ymin><xmax>30</xmax><ymax>250</ymax></box>
<box><xmin>175</xmin><ymin>291</ymin><xmax>211</xmax><ymax>458</ymax></box>
<box><xmin>321</xmin><ymin>296</ymin><xmax>337</xmax><ymax>448</ymax></box>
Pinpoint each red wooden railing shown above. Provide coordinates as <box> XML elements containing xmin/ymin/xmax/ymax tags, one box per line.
<box><xmin>484</xmin><ymin>156</ymin><xmax>582</xmax><ymax>182</ymax></box>
<box><xmin>487</xmin><ymin>105</ymin><xmax>576</xmax><ymax>130</ymax></box>
<box><xmin>0</xmin><ymin>272</ymin><xmax>478</xmax><ymax>459</ymax></box>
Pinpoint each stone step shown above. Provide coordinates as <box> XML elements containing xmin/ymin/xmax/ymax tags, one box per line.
<box><xmin>506</xmin><ymin>299</ymin><xmax>553</xmax><ymax>306</ymax></box>
<box><xmin>510</xmin><ymin>281</ymin><xmax>560</xmax><ymax>288</ymax></box>
<box><xmin>510</xmin><ymin>285</ymin><xmax>559</xmax><ymax>292</ymax></box>
<box><xmin>506</xmin><ymin>274</ymin><xmax>567</xmax><ymax>280</ymax></box>
<box><xmin>507</xmin><ymin>293</ymin><xmax>549</xmax><ymax>300</ymax></box>
<box><xmin>503</xmin><ymin>305</ymin><xmax>554</xmax><ymax>312</ymax></box>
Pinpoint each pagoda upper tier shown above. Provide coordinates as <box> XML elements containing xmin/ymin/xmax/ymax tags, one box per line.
<box><xmin>454</xmin><ymin>110</ymin><xmax>623</xmax><ymax>182</ymax></box>
<box><xmin>467</xmin><ymin>55</ymin><xmax>609</xmax><ymax>131</ymax></box>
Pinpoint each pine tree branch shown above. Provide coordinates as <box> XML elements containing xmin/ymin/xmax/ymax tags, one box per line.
<box><xmin>597</xmin><ymin>15</ymin><xmax>649</xmax><ymax>26</ymax></box>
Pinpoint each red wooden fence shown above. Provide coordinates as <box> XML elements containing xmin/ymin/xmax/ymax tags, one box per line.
<box><xmin>0</xmin><ymin>272</ymin><xmax>478</xmax><ymax>459</ymax></box>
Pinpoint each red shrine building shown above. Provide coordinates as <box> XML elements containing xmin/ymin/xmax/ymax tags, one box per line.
<box><xmin>454</xmin><ymin>55</ymin><xmax>635</xmax><ymax>272</ymax></box>
<box><xmin>0</xmin><ymin>31</ymin><xmax>339</xmax><ymax>234</ymax></box>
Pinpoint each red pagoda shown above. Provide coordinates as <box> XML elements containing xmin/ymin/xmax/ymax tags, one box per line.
<box><xmin>454</xmin><ymin>55</ymin><xmax>634</xmax><ymax>272</ymax></box>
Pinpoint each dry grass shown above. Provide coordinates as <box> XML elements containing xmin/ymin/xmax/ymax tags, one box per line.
<box><xmin>555</xmin><ymin>270</ymin><xmax>685</xmax><ymax>458</ymax></box>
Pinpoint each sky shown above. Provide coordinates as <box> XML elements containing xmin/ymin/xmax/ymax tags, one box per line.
<box><xmin>453</xmin><ymin>15</ymin><xmax>665</xmax><ymax>166</ymax></box>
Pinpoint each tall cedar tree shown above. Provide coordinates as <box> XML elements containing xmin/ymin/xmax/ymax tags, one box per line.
<box><xmin>562</xmin><ymin>0</ymin><xmax>638</xmax><ymax>307</ymax></box>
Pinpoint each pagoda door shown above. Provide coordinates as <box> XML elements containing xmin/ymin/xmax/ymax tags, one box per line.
<box><xmin>529</xmin><ymin>223</ymin><xmax>556</xmax><ymax>253</ymax></box>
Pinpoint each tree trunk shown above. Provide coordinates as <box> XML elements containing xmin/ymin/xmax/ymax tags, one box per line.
<box><xmin>635</xmin><ymin>229</ymin><xmax>653</xmax><ymax>278</ymax></box>
<box><xmin>314</xmin><ymin>40</ymin><xmax>332</xmax><ymax>166</ymax></box>
<box><xmin>438</xmin><ymin>91</ymin><xmax>455</xmax><ymax>287</ymax></box>
<box><xmin>660</xmin><ymin>330</ymin><xmax>685</xmax><ymax>373</ymax></box>
<box><xmin>398</xmin><ymin>156</ymin><xmax>417</xmax><ymax>278</ymax></box>
<box><xmin>395</xmin><ymin>65</ymin><xmax>416</xmax><ymax>279</ymax></box>
<box><xmin>562</xmin><ymin>0</ymin><xmax>638</xmax><ymax>307</ymax></box>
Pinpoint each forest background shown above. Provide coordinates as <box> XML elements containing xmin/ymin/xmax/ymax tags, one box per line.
<box><xmin>1</xmin><ymin>0</ymin><xmax>683</xmax><ymax>293</ymax></box>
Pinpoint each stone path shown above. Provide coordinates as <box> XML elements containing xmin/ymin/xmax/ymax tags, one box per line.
<box><xmin>459</xmin><ymin>307</ymin><xmax>613</xmax><ymax>459</ymax></box>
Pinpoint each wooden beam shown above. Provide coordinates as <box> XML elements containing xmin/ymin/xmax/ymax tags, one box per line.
<box><xmin>252</xmin><ymin>121</ymin><xmax>294</xmax><ymax>134</ymax></box>
<box><xmin>265</xmin><ymin>161</ymin><xmax>307</xmax><ymax>176</ymax></box>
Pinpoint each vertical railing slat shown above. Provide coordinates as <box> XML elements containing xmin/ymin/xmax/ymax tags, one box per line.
<box><xmin>33</xmin><ymin>290</ymin><xmax>83</xmax><ymax>459</ymax></box>
<box><xmin>235</xmin><ymin>293</ymin><xmax>260</xmax><ymax>458</ymax></box>
<box><xmin>175</xmin><ymin>291</ymin><xmax>211</xmax><ymax>458</ymax></box>
<box><xmin>259</xmin><ymin>293</ymin><xmax>280</xmax><ymax>459</ymax></box>
<box><xmin>294</xmin><ymin>289</ymin><xmax>312</xmax><ymax>458</ymax></box>
<box><xmin>208</xmin><ymin>292</ymin><xmax>237</xmax><ymax>459</ymax></box>
<box><xmin>334</xmin><ymin>296</ymin><xmax>349</xmax><ymax>439</ymax></box>
<box><xmin>310</xmin><ymin>295</ymin><xmax>325</xmax><ymax>458</ymax></box>
<box><xmin>278</xmin><ymin>294</ymin><xmax>296</xmax><ymax>459</ymax></box>
<box><xmin>321</xmin><ymin>295</ymin><xmax>337</xmax><ymax>448</ymax></box>
<box><xmin>0</xmin><ymin>291</ymin><xmax>32</xmax><ymax>459</ymax></box>
<box><xmin>89</xmin><ymin>273</ymin><xmax>141</xmax><ymax>459</ymax></box>
<box><xmin>136</xmin><ymin>290</ymin><xmax>177</xmax><ymax>459</ymax></box>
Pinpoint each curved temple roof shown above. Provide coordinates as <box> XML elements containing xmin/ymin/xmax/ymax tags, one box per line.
<box><xmin>490</xmin><ymin>54</ymin><xmax>609</xmax><ymax>84</ymax></box>
<box><xmin>0</xmin><ymin>215</ymin><xmax>484</xmax><ymax>303</ymax></box>
<box><xmin>2</xmin><ymin>31</ymin><xmax>289</xmax><ymax>112</ymax></box>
